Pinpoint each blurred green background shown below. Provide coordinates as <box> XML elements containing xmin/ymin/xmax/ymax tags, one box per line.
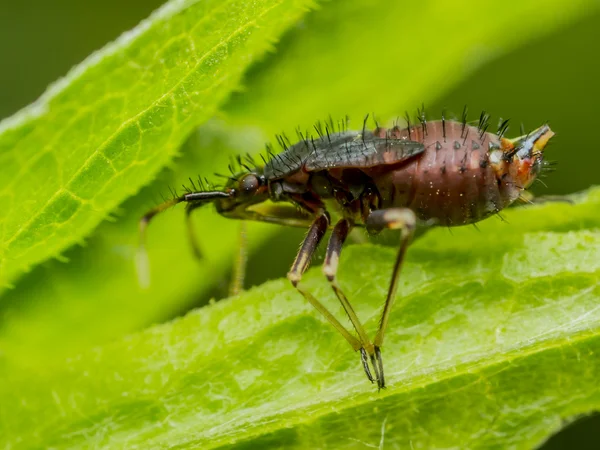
<box><xmin>1</xmin><ymin>1</ymin><xmax>599</xmax><ymax>448</ymax></box>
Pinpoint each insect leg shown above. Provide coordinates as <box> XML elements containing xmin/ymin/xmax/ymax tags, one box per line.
<box><xmin>323</xmin><ymin>218</ymin><xmax>379</xmax><ymax>385</ymax></box>
<box><xmin>287</xmin><ymin>213</ymin><xmax>362</xmax><ymax>352</ymax></box>
<box><xmin>229</xmin><ymin>222</ymin><xmax>248</xmax><ymax>296</ymax></box>
<box><xmin>366</xmin><ymin>208</ymin><xmax>416</xmax><ymax>388</ymax></box>
<box><xmin>187</xmin><ymin>202</ymin><xmax>250</xmax><ymax>296</ymax></box>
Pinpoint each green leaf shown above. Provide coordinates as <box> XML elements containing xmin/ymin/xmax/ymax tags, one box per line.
<box><xmin>1</xmin><ymin>188</ymin><xmax>599</xmax><ymax>449</ymax></box>
<box><xmin>0</xmin><ymin>0</ymin><xmax>315</xmax><ymax>288</ymax></box>
<box><xmin>2</xmin><ymin>0</ymin><xmax>597</xmax><ymax>368</ymax></box>
<box><xmin>0</xmin><ymin>122</ymin><xmax>274</xmax><ymax>364</ymax></box>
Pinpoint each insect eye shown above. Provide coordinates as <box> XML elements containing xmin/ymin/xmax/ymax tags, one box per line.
<box><xmin>239</xmin><ymin>174</ymin><xmax>260</xmax><ymax>194</ymax></box>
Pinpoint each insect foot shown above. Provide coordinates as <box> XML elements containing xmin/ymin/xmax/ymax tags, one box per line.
<box><xmin>360</xmin><ymin>346</ymin><xmax>386</xmax><ymax>390</ymax></box>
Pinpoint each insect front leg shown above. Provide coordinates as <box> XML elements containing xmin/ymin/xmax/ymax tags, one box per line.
<box><xmin>287</xmin><ymin>213</ymin><xmax>363</xmax><ymax>354</ymax></box>
<box><xmin>189</xmin><ymin>203</ymin><xmax>248</xmax><ymax>296</ymax></box>
<box><xmin>366</xmin><ymin>208</ymin><xmax>416</xmax><ymax>388</ymax></box>
<box><xmin>323</xmin><ymin>218</ymin><xmax>378</xmax><ymax>385</ymax></box>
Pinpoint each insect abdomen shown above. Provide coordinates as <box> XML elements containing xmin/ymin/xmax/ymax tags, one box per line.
<box><xmin>371</xmin><ymin>120</ymin><xmax>519</xmax><ymax>226</ymax></box>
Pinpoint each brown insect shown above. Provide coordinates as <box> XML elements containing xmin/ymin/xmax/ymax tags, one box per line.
<box><xmin>139</xmin><ymin>110</ymin><xmax>554</xmax><ymax>389</ymax></box>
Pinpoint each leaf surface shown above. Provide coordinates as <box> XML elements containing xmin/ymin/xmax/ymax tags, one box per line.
<box><xmin>1</xmin><ymin>188</ymin><xmax>599</xmax><ymax>449</ymax></box>
<box><xmin>0</xmin><ymin>0</ymin><xmax>315</xmax><ymax>288</ymax></box>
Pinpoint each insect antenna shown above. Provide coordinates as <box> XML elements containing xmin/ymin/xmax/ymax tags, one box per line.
<box><xmin>520</xmin><ymin>122</ymin><xmax>526</xmax><ymax>136</ymax></box>
<box><xmin>362</xmin><ymin>113</ymin><xmax>370</xmax><ymax>144</ymax></box>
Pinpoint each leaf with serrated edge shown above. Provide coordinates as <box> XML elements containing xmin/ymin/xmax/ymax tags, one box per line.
<box><xmin>0</xmin><ymin>188</ymin><xmax>599</xmax><ymax>449</ymax></box>
<box><xmin>0</xmin><ymin>0</ymin><xmax>316</xmax><ymax>288</ymax></box>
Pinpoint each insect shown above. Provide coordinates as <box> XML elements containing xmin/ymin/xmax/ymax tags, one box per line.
<box><xmin>139</xmin><ymin>109</ymin><xmax>555</xmax><ymax>389</ymax></box>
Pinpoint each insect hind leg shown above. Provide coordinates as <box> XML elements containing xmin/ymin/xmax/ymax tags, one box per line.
<box><xmin>366</xmin><ymin>208</ymin><xmax>417</xmax><ymax>389</ymax></box>
<box><xmin>323</xmin><ymin>218</ymin><xmax>381</xmax><ymax>387</ymax></box>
